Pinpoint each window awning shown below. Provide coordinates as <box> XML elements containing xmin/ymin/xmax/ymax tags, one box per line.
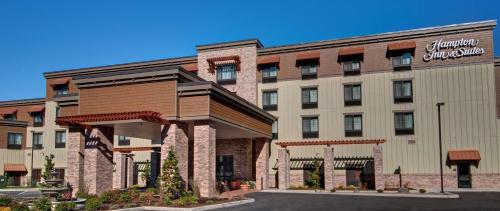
<box><xmin>206</xmin><ymin>56</ymin><xmax>241</xmax><ymax>73</ymax></box>
<box><xmin>56</xmin><ymin>111</ymin><xmax>169</xmax><ymax>128</ymax></box>
<box><xmin>27</xmin><ymin>105</ymin><xmax>45</xmax><ymax>114</ymax></box>
<box><xmin>387</xmin><ymin>41</ymin><xmax>417</xmax><ymax>51</ymax></box>
<box><xmin>446</xmin><ymin>149</ymin><xmax>481</xmax><ymax>167</ymax></box>
<box><xmin>338</xmin><ymin>46</ymin><xmax>364</xmax><ymax>56</ymax></box>
<box><xmin>4</xmin><ymin>164</ymin><xmax>27</xmax><ymax>172</ymax></box>
<box><xmin>296</xmin><ymin>51</ymin><xmax>320</xmax><ymax>61</ymax></box>
<box><xmin>181</xmin><ymin>63</ymin><xmax>198</xmax><ymax>72</ymax></box>
<box><xmin>49</xmin><ymin>78</ymin><xmax>70</xmax><ymax>87</ymax></box>
<box><xmin>0</xmin><ymin>108</ymin><xmax>17</xmax><ymax>115</ymax></box>
<box><xmin>257</xmin><ymin>56</ymin><xmax>280</xmax><ymax>70</ymax></box>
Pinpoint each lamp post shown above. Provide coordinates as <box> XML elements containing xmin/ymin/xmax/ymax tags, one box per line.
<box><xmin>436</xmin><ymin>102</ymin><xmax>445</xmax><ymax>193</ymax></box>
<box><xmin>30</xmin><ymin>131</ymin><xmax>35</xmax><ymax>187</ymax></box>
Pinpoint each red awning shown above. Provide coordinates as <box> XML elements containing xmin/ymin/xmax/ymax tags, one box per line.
<box><xmin>49</xmin><ymin>78</ymin><xmax>70</xmax><ymax>87</ymax></box>
<box><xmin>387</xmin><ymin>41</ymin><xmax>417</xmax><ymax>51</ymax></box>
<box><xmin>257</xmin><ymin>56</ymin><xmax>280</xmax><ymax>65</ymax></box>
<box><xmin>56</xmin><ymin>111</ymin><xmax>169</xmax><ymax>127</ymax></box>
<box><xmin>446</xmin><ymin>149</ymin><xmax>481</xmax><ymax>167</ymax></box>
<box><xmin>28</xmin><ymin>105</ymin><xmax>45</xmax><ymax>114</ymax></box>
<box><xmin>338</xmin><ymin>47</ymin><xmax>364</xmax><ymax>56</ymax></box>
<box><xmin>276</xmin><ymin>139</ymin><xmax>385</xmax><ymax>148</ymax></box>
<box><xmin>296</xmin><ymin>51</ymin><xmax>320</xmax><ymax>61</ymax></box>
<box><xmin>181</xmin><ymin>63</ymin><xmax>198</xmax><ymax>72</ymax></box>
<box><xmin>4</xmin><ymin>164</ymin><xmax>27</xmax><ymax>172</ymax></box>
<box><xmin>206</xmin><ymin>56</ymin><xmax>241</xmax><ymax>73</ymax></box>
<box><xmin>0</xmin><ymin>108</ymin><xmax>17</xmax><ymax>115</ymax></box>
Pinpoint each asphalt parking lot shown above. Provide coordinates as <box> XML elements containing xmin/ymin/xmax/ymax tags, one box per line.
<box><xmin>216</xmin><ymin>192</ymin><xmax>500</xmax><ymax>211</ymax></box>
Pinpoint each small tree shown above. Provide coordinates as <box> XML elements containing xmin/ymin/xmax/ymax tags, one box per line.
<box><xmin>160</xmin><ymin>149</ymin><xmax>184</xmax><ymax>199</ymax></box>
<box><xmin>141</xmin><ymin>161</ymin><xmax>151</xmax><ymax>187</ymax></box>
<box><xmin>309</xmin><ymin>160</ymin><xmax>321</xmax><ymax>191</ymax></box>
<box><xmin>42</xmin><ymin>154</ymin><xmax>55</xmax><ymax>181</ymax></box>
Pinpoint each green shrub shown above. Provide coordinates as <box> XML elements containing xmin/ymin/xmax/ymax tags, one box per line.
<box><xmin>55</xmin><ymin>202</ymin><xmax>76</xmax><ymax>211</ymax></box>
<box><xmin>176</xmin><ymin>193</ymin><xmax>198</xmax><ymax>206</ymax></box>
<box><xmin>146</xmin><ymin>187</ymin><xmax>157</xmax><ymax>194</ymax></box>
<box><xmin>34</xmin><ymin>197</ymin><xmax>52</xmax><ymax>211</ymax></box>
<box><xmin>0</xmin><ymin>195</ymin><xmax>12</xmax><ymax>206</ymax></box>
<box><xmin>129</xmin><ymin>187</ymin><xmax>140</xmax><ymax>198</ymax></box>
<box><xmin>100</xmin><ymin>190</ymin><xmax>121</xmax><ymax>203</ymax></box>
<box><xmin>330</xmin><ymin>188</ymin><xmax>336</xmax><ymax>192</ymax></box>
<box><xmin>11</xmin><ymin>202</ymin><xmax>30</xmax><ymax>211</ymax></box>
<box><xmin>162</xmin><ymin>196</ymin><xmax>171</xmax><ymax>206</ymax></box>
<box><xmin>419</xmin><ymin>189</ymin><xmax>426</xmax><ymax>193</ymax></box>
<box><xmin>377</xmin><ymin>189</ymin><xmax>384</xmax><ymax>193</ymax></box>
<box><xmin>118</xmin><ymin>191</ymin><xmax>131</xmax><ymax>203</ymax></box>
<box><xmin>75</xmin><ymin>184</ymin><xmax>92</xmax><ymax>199</ymax></box>
<box><xmin>84</xmin><ymin>197</ymin><xmax>102</xmax><ymax>211</ymax></box>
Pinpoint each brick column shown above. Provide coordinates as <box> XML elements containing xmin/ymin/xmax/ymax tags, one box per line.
<box><xmin>193</xmin><ymin>121</ymin><xmax>216</xmax><ymax>198</ymax></box>
<box><xmin>65</xmin><ymin>128</ymin><xmax>85</xmax><ymax>197</ymax></box>
<box><xmin>127</xmin><ymin>155</ymin><xmax>134</xmax><ymax>188</ymax></box>
<box><xmin>278</xmin><ymin>148</ymin><xmax>290</xmax><ymax>190</ymax></box>
<box><xmin>324</xmin><ymin>146</ymin><xmax>335</xmax><ymax>191</ymax></box>
<box><xmin>161</xmin><ymin>123</ymin><xmax>189</xmax><ymax>187</ymax></box>
<box><xmin>84</xmin><ymin>127</ymin><xmax>114</xmax><ymax>195</ymax></box>
<box><xmin>373</xmin><ymin>145</ymin><xmax>384</xmax><ymax>190</ymax></box>
<box><xmin>112</xmin><ymin>152</ymin><xmax>127</xmax><ymax>189</ymax></box>
<box><xmin>255</xmin><ymin>138</ymin><xmax>269</xmax><ymax>190</ymax></box>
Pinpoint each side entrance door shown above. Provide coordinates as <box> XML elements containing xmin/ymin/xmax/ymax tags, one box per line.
<box><xmin>457</xmin><ymin>164</ymin><xmax>472</xmax><ymax>188</ymax></box>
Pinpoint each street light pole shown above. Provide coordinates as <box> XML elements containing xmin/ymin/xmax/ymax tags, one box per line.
<box><xmin>30</xmin><ymin>131</ymin><xmax>35</xmax><ymax>187</ymax></box>
<box><xmin>436</xmin><ymin>102</ymin><xmax>445</xmax><ymax>193</ymax></box>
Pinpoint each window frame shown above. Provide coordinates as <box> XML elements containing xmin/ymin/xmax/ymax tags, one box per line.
<box><xmin>393</xmin><ymin>80</ymin><xmax>413</xmax><ymax>103</ymax></box>
<box><xmin>262</xmin><ymin>90</ymin><xmax>278</xmax><ymax>111</ymax></box>
<box><xmin>302</xmin><ymin>116</ymin><xmax>319</xmax><ymax>138</ymax></box>
<box><xmin>392</xmin><ymin>52</ymin><xmax>413</xmax><ymax>71</ymax></box>
<box><xmin>216</xmin><ymin>64</ymin><xmax>237</xmax><ymax>85</ymax></box>
<box><xmin>344</xmin><ymin>84</ymin><xmax>362</xmax><ymax>106</ymax></box>
<box><xmin>299</xmin><ymin>61</ymin><xmax>318</xmax><ymax>80</ymax></box>
<box><xmin>343</xmin><ymin>59</ymin><xmax>361</xmax><ymax>76</ymax></box>
<box><xmin>118</xmin><ymin>135</ymin><xmax>131</xmax><ymax>146</ymax></box>
<box><xmin>33</xmin><ymin>132</ymin><xmax>43</xmax><ymax>149</ymax></box>
<box><xmin>394</xmin><ymin>112</ymin><xmax>415</xmax><ymax>135</ymax></box>
<box><xmin>54</xmin><ymin>84</ymin><xmax>69</xmax><ymax>96</ymax></box>
<box><xmin>55</xmin><ymin>130</ymin><xmax>66</xmax><ymax>148</ymax></box>
<box><xmin>3</xmin><ymin>113</ymin><xmax>17</xmax><ymax>121</ymax></box>
<box><xmin>261</xmin><ymin>63</ymin><xmax>278</xmax><ymax>83</ymax></box>
<box><xmin>344</xmin><ymin>114</ymin><xmax>363</xmax><ymax>137</ymax></box>
<box><xmin>272</xmin><ymin>121</ymin><xmax>278</xmax><ymax>140</ymax></box>
<box><xmin>32</xmin><ymin>112</ymin><xmax>44</xmax><ymax>127</ymax></box>
<box><xmin>7</xmin><ymin>132</ymin><xmax>23</xmax><ymax>149</ymax></box>
<box><xmin>216</xmin><ymin>155</ymin><xmax>234</xmax><ymax>181</ymax></box>
<box><xmin>301</xmin><ymin>87</ymin><xmax>318</xmax><ymax>109</ymax></box>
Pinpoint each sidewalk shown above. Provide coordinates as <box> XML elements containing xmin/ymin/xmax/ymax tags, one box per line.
<box><xmin>261</xmin><ymin>189</ymin><xmax>460</xmax><ymax>199</ymax></box>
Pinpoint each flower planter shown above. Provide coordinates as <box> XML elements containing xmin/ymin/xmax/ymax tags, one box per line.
<box><xmin>240</xmin><ymin>184</ymin><xmax>250</xmax><ymax>191</ymax></box>
<box><xmin>230</xmin><ymin>181</ymin><xmax>241</xmax><ymax>190</ymax></box>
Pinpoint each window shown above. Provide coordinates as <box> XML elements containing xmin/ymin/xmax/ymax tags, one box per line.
<box><xmin>216</xmin><ymin>155</ymin><xmax>234</xmax><ymax>181</ymax></box>
<box><xmin>300</xmin><ymin>62</ymin><xmax>317</xmax><ymax>79</ymax></box>
<box><xmin>302</xmin><ymin>116</ymin><xmax>319</xmax><ymax>138</ymax></box>
<box><xmin>3</xmin><ymin>113</ymin><xmax>16</xmax><ymax>121</ymax></box>
<box><xmin>395</xmin><ymin>112</ymin><xmax>414</xmax><ymax>135</ymax></box>
<box><xmin>302</xmin><ymin>87</ymin><xmax>318</xmax><ymax>109</ymax></box>
<box><xmin>7</xmin><ymin>133</ymin><xmax>22</xmax><ymax>149</ymax></box>
<box><xmin>55</xmin><ymin>107</ymin><xmax>60</xmax><ymax>118</ymax></box>
<box><xmin>216</xmin><ymin>64</ymin><xmax>237</xmax><ymax>85</ymax></box>
<box><xmin>54</xmin><ymin>84</ymin><xmax>69</xmax><ymax>96</ymax></box>
<box><xmin>32</xmin><ymin>169</ymin><xmax>42</xmax><ymax>183</ymax></box>
<box><xmin>392</xmin><ymin>52</ymin><xmax>412</xmax><ymax>71</ymax></box>
<box><xmin>262</xmin><ymin>90</ymin><xmax>278</xmax><ymax>111</ymax></box>
<box><xmin>55</xmin><ymin>131</ymin><xmax>66</xmax><ymax>148</ymax></box>
<box><xmin>55</xmin><ymin>168</ymin><xmax>65</xmax><ymax>180</ymax></box>
<box><xmin>343</xmin><ymin>60</ymin><xmax>361</xmax><ymax>75</ymax></box>
<box><xmin>344</xmin><ymin>84</ymin><xmax>362</xmax><ymax>106</ymax></box>
<box><xmin>272</xmin><ymin>121</ymin><xmax>278</xmax><ymax>140</ymax></box>
<box><xmin>118</xmin><ymin>135</ymin><xmax>130</xmax><ymax>146</ymax></box>
<box><xmin>345</xmin><ymin>114</ymin><xmax>363</xmax><ymax>137</ymax></box>
<box><xmin>261</xmin><ymin>64</ymin><xmax>278</xmax><ymax>83</ymax></box>
<box><xmin>32</xmin><ymin>112</ymin><xmax>44</xmax><ymax>127</ymax></box>
<box><xmin>33</xmin><ymin>132</ymin><xmax>43</xmax><ymax>149</ymax></box>
<box><xmin>393</xmin><ymin>80</ymin><xmax>413</xmax><ymax>103</ymax></box>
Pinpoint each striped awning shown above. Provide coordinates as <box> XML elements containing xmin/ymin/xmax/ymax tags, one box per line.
<box><xmin>4</xmin><ymin>164</ymin><xmax>27</xmax><ymax>172</ymax></box>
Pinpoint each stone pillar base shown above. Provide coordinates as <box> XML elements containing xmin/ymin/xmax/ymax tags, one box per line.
<box><xmin>278</xmin><ymin>148</ymin><xmax>290</xmax><ymax>190</ymax></box>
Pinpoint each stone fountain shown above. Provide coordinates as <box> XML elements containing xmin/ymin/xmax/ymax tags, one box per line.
<box><xmin>38</xmin><ymin>170</ymin><xmax>86</xmax><ymax>209</ymax></box>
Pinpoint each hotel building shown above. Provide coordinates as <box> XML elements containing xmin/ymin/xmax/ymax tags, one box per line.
<box><xmin>0</xmin><ymin>20</ymin><xmax>499</xmax><ymax>196</ymax></box>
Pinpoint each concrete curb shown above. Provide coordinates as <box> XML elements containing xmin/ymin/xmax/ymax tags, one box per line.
<box><xmin>114</xmin><ymin>198</ymin><xmax>255</xmax><ymax>211</ymax></box>
<box><xmin>261</xmin><ymin>190</ymin><xmax>460</xmax><ymax>199</ymax></box>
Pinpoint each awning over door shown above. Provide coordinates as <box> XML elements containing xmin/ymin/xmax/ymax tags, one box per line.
<box><xmin>446</xmin><ymin>149</ymin><xmax>481</xmax><ymax>167</ymax></box>
<box><xmin>4</xmin><ymin>164</ymin><xmax>27</xmax><ymax>172</ymax></box>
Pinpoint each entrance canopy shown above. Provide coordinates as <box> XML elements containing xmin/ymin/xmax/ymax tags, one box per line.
<box><xmin>4</xmin><ymin>164</ymin><xmax>27</xmax><ymax>172</ymax></box>
<box><xmin>446</xmin><ymin>149</ymin><xmax>481</xmax><ymax>167</ymax></box>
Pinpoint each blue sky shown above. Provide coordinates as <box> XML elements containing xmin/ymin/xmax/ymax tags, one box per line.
<box><xmin>0</xmin><ymin>0</ymin><xmax>499</xmax><ymax>101</ymax></box>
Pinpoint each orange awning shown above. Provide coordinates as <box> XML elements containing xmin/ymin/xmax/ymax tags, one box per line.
<box><xmin>4</xmin><ymin>164</ymin><xmax>27</xmax><ymax>172</ymax></box>
<box><xmin>0</xmin><ymin>108</ymin><xmax>17</xmax><ymax>115</ymax></box>
<box><xmin>338</xmin><ymin>46</ymin><xmax>364</xmax><ymax>56</ymax></box>
<box><xmin>257</xmin><ymin>56</ymin><xmax>280</xmax><ymax>65</ymax></box>
<box><xmin>49</xmin><ymin>78</ymin><xmax>69</xmax><ymax>87</ymax></box>
<box><xmin>181</xmin><ymin>63</ymin><xmax>198</xmax><ymax>72</ymax></box>
<box><xmin>296</xmin><ymin>51</ymin><xmax>320</xmax><ymax>61</ymax></box>
<box><xmin>28</xmin><ymin>105</ymin><xmax>45</xmax><ymax>114</ymax></box>
<box><xmin>387</xmin><ymin>41</ymin><xmax>417</xmax><ymax>51</ymax></box>
<box><xmin>446</xmin><ymin>149</ymin><xmax>481</xmax><ymax>167</ymax></box>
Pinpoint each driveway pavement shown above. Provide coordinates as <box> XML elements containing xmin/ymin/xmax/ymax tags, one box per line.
<box><xmin>0</xmin><ymin>189</ymin><xmax>41</xmax><ymax>199</ymax></box>
<box><xmin>216</xmin><ymin>192</ymin><xmax>500</xmax><ymax>211</ymax></box>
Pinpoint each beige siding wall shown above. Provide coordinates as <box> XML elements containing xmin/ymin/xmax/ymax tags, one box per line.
<box><xmin>260</xmin><ymin>63</ymin><xmax>500</xmax><ymax>175</ymax></box>
<box><xmin>0</xmin><ymin>150</ymin><xmax>25</xmax><ymax>175</ymax></box>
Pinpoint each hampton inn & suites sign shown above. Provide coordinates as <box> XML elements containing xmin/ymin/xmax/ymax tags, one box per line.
<box><xmin>423</xmin><ymin>38</ymin><xmax>485</xmax><ymax>62</ymax></box>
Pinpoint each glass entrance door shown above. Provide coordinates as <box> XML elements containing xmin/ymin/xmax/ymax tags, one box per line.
<box><xmin>457</xmin><ymin>164</ymin><xmax>472</xmax><ymax>188</ymax></box>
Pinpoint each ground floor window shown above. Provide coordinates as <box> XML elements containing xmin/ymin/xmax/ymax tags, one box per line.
<box><xmin>32</xmin><ymin>169</ymin><xmax>42</xmax><ymax>183</ymax></box>
<box><xmin>216</xmin><ymin>155</ymin><xmax>233</xmax><ymax>181</ymax></box>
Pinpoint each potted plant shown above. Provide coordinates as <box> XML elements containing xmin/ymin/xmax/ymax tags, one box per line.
<box><xmin>240</xmin><ymin>180</ymin><xmax>250</xmax><ymax>191</ymax></box>
<box><xmin>229</xmin><ymin>178</ymin><xmax>241</xmax><ymax>190</ymax></box>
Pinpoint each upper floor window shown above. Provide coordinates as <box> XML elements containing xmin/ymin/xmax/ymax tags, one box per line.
<box><xmin>262</xmin><ymin>90</ymin><xmax>278</xmax><ymax>111</ymax></box>
<box><xmin>301</xmin><ymin>87</ymin><xmax>318</xmax><ymax>109</ymax></box>
<box><xmin>55</xmin><ymin>131</ymin><xmax>66</xmax><ymax>148</ymax></box>
<box><xmin>393</xmin><ymin>80</ymin><xmax>413</xmax><ymax>103</ymax></box>
<box><xmin>7</xmin><ymin>133</ymin><xmax>22</xmax><ymax>149</ymax></box>
<box><xmin>395</xmin><ymin>112</ymin><xmax>414</xmax><ymax>135</ymax></box>
<box><xmin>32</xmin><ymin>112</ymin><xmax>44</xmax><ymax>127</ymax></box>
<box><xmin>302</xmin><ymin>116</ymin><xmax>319</xmax><ymax>138</ymax></box>
<box><xmin>343</xmin><ymin>59</ymin><xmax>361</xmax><ymax>75</ymax></box>
<box><xmin>3</xmin><ymin>113</ymin><xmax>16</xmax><ymax>121</ymax></box>
<box><xmin>300</xmin><ymin>62</ymin><xmax>317</xmax><ymax>80</ymax></box>
<box><xmin>216</xmin><ymin>64</ymin><xmax>237</xmax><ymax>85</ymax></box>
<box><xmin>118</xmin><ymin>135</ymin><xmax>130</xmax><ymax>146</ymax></box>
<box><xmin>344</xmin><ymin>84</ymin><xmax>362</xmax><ymax>106</ymax></box>
<box><xmin>33</xmin><ymin>132</ymin><xmax>43</xmax><ymax>149</ymax></box>
<box><xmin>345</xmin><ymin>114</ymin><xmax>363</xmax><ymax>137</ymax></box>
<box><xmin>392</xmin><ymin>52</ymin><xmax>412</xmax><ymax>71</ymax></box>
<box><xmin>261</xmin><ymin>64</ymin><xmax>278</xmax><ymax>83</ymax></box>
<box><xmin>272</xmin><ymin>121</ymin><xmax>278</xmax><ymax>140</ymax></box>
<box><xmin>54</xmin><ymin>84</ymin><xmax>69</xmax><ymax>96</ymax></box>
<box><xmin>55</xmin><ymin>107</ymin><xmax>61</xmax><ymax>118</ymax></box>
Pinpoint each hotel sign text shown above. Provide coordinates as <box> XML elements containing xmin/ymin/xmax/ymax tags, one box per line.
<box><xmin>423</xmin><ymin>38</ymin><xmax>485</xmax><ymax>62</ymax></box>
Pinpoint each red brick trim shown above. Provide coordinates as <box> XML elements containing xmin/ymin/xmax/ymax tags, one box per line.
<box><xmin>207</xmin><ymin>56</ymin><xmax>241</xmax><ymax>73</ymax></box>
<box><xmin>276</xmin><ymin>139</ymin><xmax>385</xmax><ymax>148</ymax></box>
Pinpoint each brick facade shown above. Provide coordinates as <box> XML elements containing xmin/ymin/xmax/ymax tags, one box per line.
<box><xmin>323</xmin><ymin>146</ymin><xmax>335</xmax><ymax>191</ymax></box>
<box><xmin>254</xmin><ymin>139</ymin><xmax>269</xmax><ymax>190</ymax></box>
<box><xmin>278</xmin><ymin>148</ymin><xmax>290</xmax><ymax>190</ymax></box>
<box><xmin>193</xmin><ymin>122</ymin><xmax>216</xmax><ymax>198</ymax></box>
<box><xmin>112</xmin><ymin>152</ymin><xmax>126</xmax><ymax>189</ymax></box>
<box><xmin>216</xmin><ymin>139</ymin><xmax>252</xmax><ymax>180</ymax></box>
<box><xmin>161</xmin><ymin>123</ymin><xmax>189</xmax><ymax>187</ymax></box>
<box><xmin>84</xmin><ymin>127</ymin><xmax>114</xmax><ymax>195</ymax></box>
<box><xmin>65</xmin><ymin>128</ymin><xmax>85</xmax><ymax>196</ymax></box>
<box><xmin>373</xmin><ymin>145</ymin><xmax>384</xmax><ymax>190</ymax></box>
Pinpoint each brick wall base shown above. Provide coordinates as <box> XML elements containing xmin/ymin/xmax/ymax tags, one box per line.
<box><xmin>383</xmin><ymin>173</ymin><xmax>500</xmax><ymax>189</ymax></box>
